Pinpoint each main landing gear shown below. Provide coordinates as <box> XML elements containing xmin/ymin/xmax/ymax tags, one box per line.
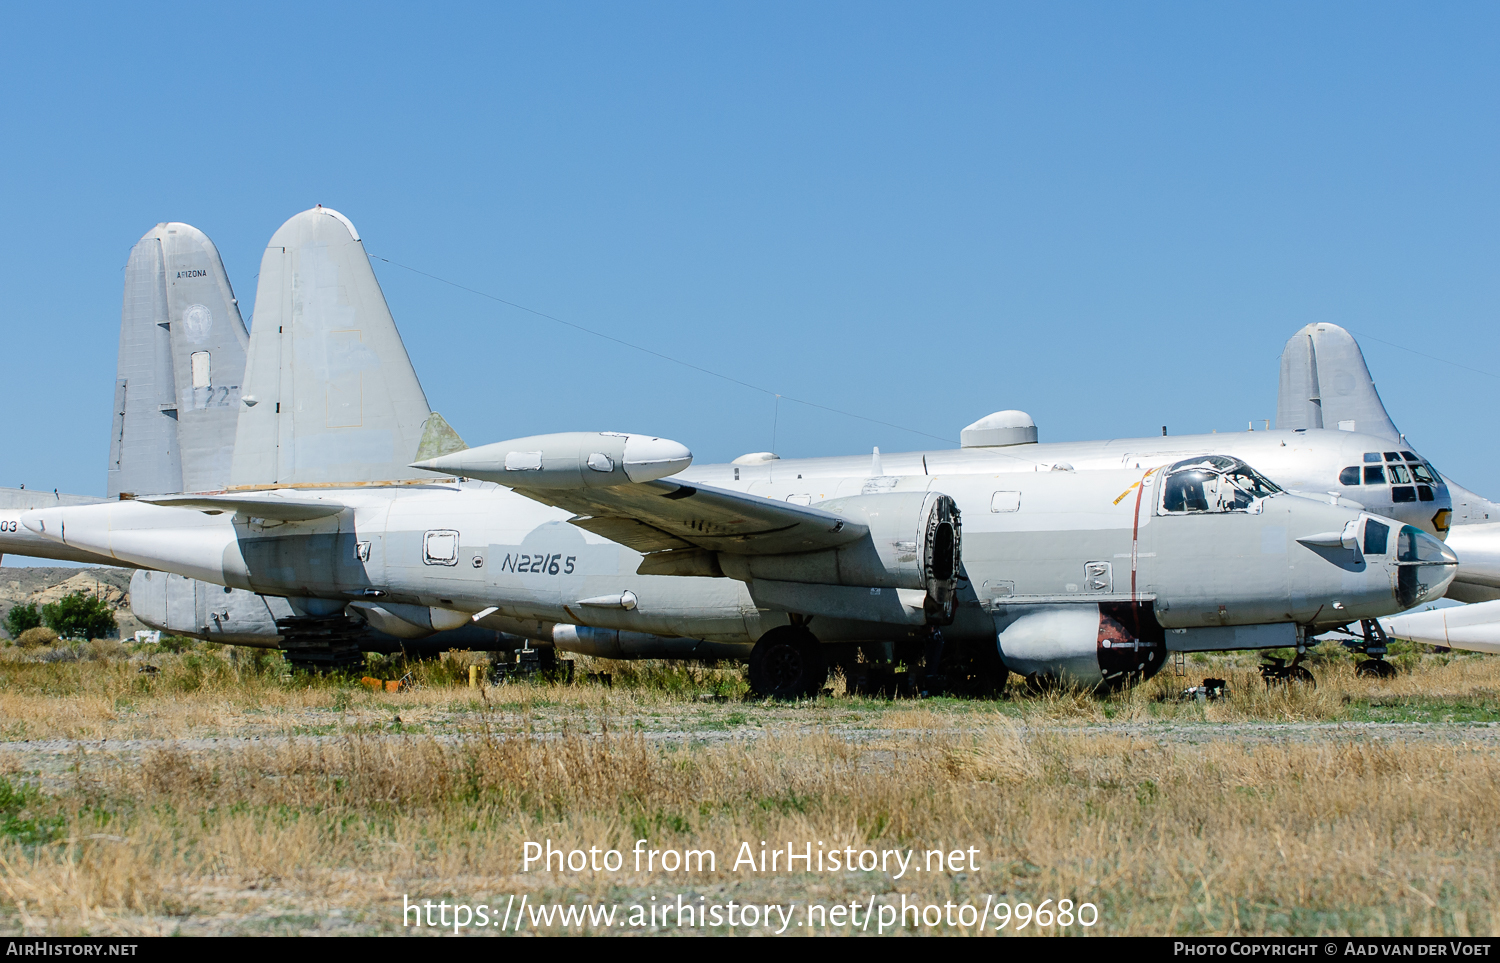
<box><xmin>1259</xmin><ymin>655</ymin><xmax>1316</xmax><ymax>687</ymax></box>
<box><xmin>747</xmin><ymin>625</ymin><xmax>828</xmax><ymax>700</ymax></box>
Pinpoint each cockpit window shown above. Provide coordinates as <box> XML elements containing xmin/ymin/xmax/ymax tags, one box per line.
<box><xmin>1411</xmin><ymin>462</ymin><xmax>1437</xmax><ymax>485</ymax></box>
<box><xmin>1401</xmin><ymin>451</ymin><xmax>1420</xmax><ymax>462</ymax></box>
<box><xmin>1383</xmin><ymin>452</ymin><xmax>1402</xmax><ymax>462</ymax></box>
<box><xmin>1338</xmin><ymin>466</ymin><xmax>1361</xmax><ymax>486</ymax></box>
<box><xmin>1364</xmin><ymin>452</ymin><xmax>1382</xmax><ymax>463</ymax></box>
<box><xmin>1388</xmin><ymin>464</ymin><xmax>1412</xmax><ymax>485</ymax></box>
<box><xmin>1364</xmin><ymin>520</ymin><xmax>1389</xmax><ymax>556</ymax></box>
<box><xmin>1398</xmin><ymin>525</ymin><xmax>1450</xmax><ymax>564</ymax></box>
<box><xmin>1364</xmin><ymin>465</ymin><xmax>1386</xmax><ymax>485</ymax></box>
<box><xmin>1159</xmin><ymin>456</ymin><xmax>1281</xmax><ymax>515</ymax></box>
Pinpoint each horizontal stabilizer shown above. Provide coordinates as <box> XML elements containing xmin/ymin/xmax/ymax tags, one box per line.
<box><xmin>141</xmin><ymin>493</ymin><xmax>348</xmax><ymax>521</ymax></box>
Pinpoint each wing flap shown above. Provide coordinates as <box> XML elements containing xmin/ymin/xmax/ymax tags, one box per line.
<box><xmin>567</xmin><ymin>515</ymin><xmax>695</xmax><ymax>553</ymax></box>
<box><xmin>517</xmin><ymin>480</ymin><xmax>868</xmax><ymax>555</ymax></box>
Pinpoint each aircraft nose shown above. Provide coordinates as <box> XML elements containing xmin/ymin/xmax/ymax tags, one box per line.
<box><xmin>1412</xmin><ymin>527</ymin><xmax>1459</xmax><ymax>566</ymax></box>
<box><xmin>623</xmin><ymin>434</ymin><xmax>693</xmax><ymax>482</ymax></box>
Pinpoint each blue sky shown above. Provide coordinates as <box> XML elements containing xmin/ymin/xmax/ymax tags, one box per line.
<box><xmin>2</xmin><ymin>2</ymin><xmax>1497</xmax><ymax>509</ymax></box>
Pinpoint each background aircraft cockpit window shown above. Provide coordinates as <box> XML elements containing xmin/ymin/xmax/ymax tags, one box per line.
<box><xmin>1411</xmin><ymin>462</ymin><xmax>1437</xmax><ymax>485</ymax></box>
<box><xmin>1364</xmin><ymin>465</ymin><xmax>1386</xmax><ymax>485</ymax></box>
<box><xmin>1160</xmin><ymin>456</ymin><xmax>1280</xmax><ymax>515</ymax></box>
<box><xmin>1392</xmin><ymin>486</ymin><xmax>1417</xmax><ymax>503</ymax></box>
<box><xmin>1401</xmin><ymin>452</ymin><xmax>1420</xmax><ymax>462</ymax></box>
<box><xmin>1383</xmin><ymin>452</ymin><xmax>1401</xmax><ymax>462</ymax></box>
<box><xmin>1339</xmin><ymin>466</ymin><xmax>1361</xmax><ymax>486</ymax></box>
<box><xmin>1389</xmin><ymin>464</ymin><xmax>1412</xmax><ymax>485</ymax></box>
<box><xmin>1364</xmin><ymin>452</ymin><xmax>1382</xmax><ymax>463</ymax></box>
<box><xmin>1364</xmin><ymin>520</ymin><xmax>1389</xmax><ymax>556</ymax></box>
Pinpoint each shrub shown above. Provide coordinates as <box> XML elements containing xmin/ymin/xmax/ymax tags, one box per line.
<box><xmin>3</xmin><ymin>603</ymin><xmax>41</xmax><ymax>640</ymax></box>
<box><xmin>41</xmin><ymin>591</ymin><xmax>117</xmax><ymax>640</ymax></box>
<box><xmin>15</xmin><ymin>627</ymin><xmax>59</xmax><ymax>649</ymax></box>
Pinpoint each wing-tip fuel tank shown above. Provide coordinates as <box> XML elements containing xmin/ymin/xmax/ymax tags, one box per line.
<box><xmin>413</xmin><ymin>432</ymin><xmax>693</xmax><ymax>487</ymax></box>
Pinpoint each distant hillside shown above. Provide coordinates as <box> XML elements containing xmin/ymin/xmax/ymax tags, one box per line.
<box><xmin>0</xmin><ymin>567</ymin><xmax>146</xmax><ymax>639</ymax></box>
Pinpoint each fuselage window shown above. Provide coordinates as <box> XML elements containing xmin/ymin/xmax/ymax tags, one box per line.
<box><xmin>1417</xmin><ymin>485</ymin><xmax>1434</xmax><ymax>502</ymax></box>
<box><xmin>1364</xmin><ymin>465</ymin><xmax>1386</xmax><ymax>485</ymax></box>
<box><xmin>1339</xmin><ymin>466</ymin><xmax>1361</xmax><ymax>486</ymax></box>
<box><xmin>423</xmin><ymin>530</ymin><xmax>460</xmax><ymax>566</ymax></box>
<box><xmin>1364</xmin><ymin>520</ymin><xmax>1389</xmax><ymax>556</ymax></box>
<box><xmin>1392</xmin><ymin>486</ymin><xmax>1417</xmax><ymax>503</ymax></box>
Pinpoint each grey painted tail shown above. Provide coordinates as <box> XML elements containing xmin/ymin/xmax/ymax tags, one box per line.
<box><xmin>230</xmin><ymin>207</ymin><xmax>460</xmax><ymax>487</ymax></box>
<box><xmin>1276</xmin><ymin>323</ymin><xmax>1400</xmax><ymax>441</ymax></box>
<box><xmin>109</xmin><ymin>223</ymin><xmax>249</xmax><ymax>497</ymax></box>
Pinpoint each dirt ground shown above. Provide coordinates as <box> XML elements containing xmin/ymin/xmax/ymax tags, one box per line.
<box><xmin>0</xmin><ymin>639</ymin><xmax>1495</xmax><ymax>937</ymax></box>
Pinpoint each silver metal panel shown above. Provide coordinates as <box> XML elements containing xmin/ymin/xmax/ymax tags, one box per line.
<box><xmin>1165</xmin><ymin>622</ymin><xmax>1296</xmax><ymax>652</ymax></box>
<box><xmin>231</xmin><ymin>207</ymin><xmax>434</xmax><ymax>487</ymax></box>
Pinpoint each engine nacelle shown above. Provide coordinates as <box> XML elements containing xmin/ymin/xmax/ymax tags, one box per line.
<box><xmin>131</xmin><ymin>568</ymin><xmax>289</xmax><ymax>646</ymax></box>
<box><xmin>995</xmin><ymin>602</ymin><xmax>1166</xmax><ymax>689</ymax></box>
<box><xmin>719</xmin><ymin>491</ymin><xmax>961</xmax><ymax>617</ymax></box>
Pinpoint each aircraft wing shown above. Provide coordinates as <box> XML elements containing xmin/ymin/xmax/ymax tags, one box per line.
<box><xmin>413</xmin><ymin>431</ymin><xmax>870</xmax><ymax>557</ymax></box>
<box><xmin>140</xmin><ymin>493</ymin><xmax>348</xmax><ymax>521</ymax></box>
<box><xmin>516</xmin><ymin>479</ymin><xmax>869</xmax><ymax>557</ymax></box>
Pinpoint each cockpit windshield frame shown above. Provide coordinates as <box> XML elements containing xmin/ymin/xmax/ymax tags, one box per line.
<box><xmin>1157</xmin><ymin>455</ymin><xmax>1283</xmax><ymax>516</ymax></box>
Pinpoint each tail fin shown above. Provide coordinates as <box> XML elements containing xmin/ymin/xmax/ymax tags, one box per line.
<box><xmin>230</xmin><ymin>207</ymin><xmax>451</xmax><ymax>487</ymax></box>
<box><xmin>108</xmin><ymin>223</ymin><xmax>249</xmax><ymax>497</ymax></box>
<box><xmin>1276</xmin><ymin>323</ymin><xmax>1400</xmax><ymax>441</ymax></box>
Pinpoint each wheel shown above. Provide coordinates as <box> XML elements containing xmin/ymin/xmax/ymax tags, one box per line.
<box><xmin>1287</xmin><ymin>665</ymin><xmax>1317</xmax><ymax>687</ymax></box>
<box><xmin>748</xmin><ymin>628</ymin><xmax>827</xmax><ymax>699</ymax></box>
<box><xmin>1260</xmin><ymin>658</ymin><xmax>1316</xmax><ymax>688</ymax></box>
<box><xmin>1356</xmin><ymin>659</ymin><xmax>1397</xmax><ymax>679</ymax></box>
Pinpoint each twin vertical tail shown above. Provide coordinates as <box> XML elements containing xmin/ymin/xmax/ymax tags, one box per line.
<box><xmin>229</xmin><ymin>206</ymin><xmax>462</xmax><ymax>488</ymax></box>
<box><xmin>109</xmin><ymin>223</ymin><xmax>249</xmax><ymax>497</ymax></box>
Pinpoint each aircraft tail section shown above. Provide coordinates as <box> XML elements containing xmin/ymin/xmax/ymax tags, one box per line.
<box><xmin>1276</xmin><ymin>323</ymin><xmax>1400</xmax><ymax>441</ymax></box>
<box><xmin>109</xmin><ymin>223</ymin><xmax>248</xmax><ymax>497</ymax></box>
<box><xmin>230</xmin><ymin>207</ymin><xmax>440</xmax><ymax>487</ymax></box>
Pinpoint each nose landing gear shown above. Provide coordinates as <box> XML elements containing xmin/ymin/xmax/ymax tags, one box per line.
<box><xmin>1348</xmin><ymin>619</ymin><xmax>1398</xmax><ymax>679</ymax></box>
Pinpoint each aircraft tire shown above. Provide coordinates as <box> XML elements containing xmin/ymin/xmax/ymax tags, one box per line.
<box><xmin>748</xmin><ymin>627</ymin><xmax>827</xmax><ymax>700</ymax></box>
<box><xmin>1287</xmin><ymin>665</ymin><xmax>1317</xmax><ymax>687</ymax></box>
<box><xmin>1355</xmin><ymin>659</ymin><xmax>1397</xmax><ymax>679</ymax></box>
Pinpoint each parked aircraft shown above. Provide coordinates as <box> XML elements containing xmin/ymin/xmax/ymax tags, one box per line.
<box><xmin>1275</xmin><ymin>322</ymin><xmax>1500</xmax><ymax>656</ymax></box>
<box><xmin>26</xmin><ymin>434</ymin><xmax>1454</xmax><ymax>694</ymax></box>
<box><xmin>12</xmin><ymin>212</ymin><xmax>1462</xmax><ymax>691</ymax></box>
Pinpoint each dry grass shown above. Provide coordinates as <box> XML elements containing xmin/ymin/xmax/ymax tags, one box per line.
<box><xmin>0</xmin><ymin>641</ymin><xmax>1495</xmax><ymax>935</ymax></box>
